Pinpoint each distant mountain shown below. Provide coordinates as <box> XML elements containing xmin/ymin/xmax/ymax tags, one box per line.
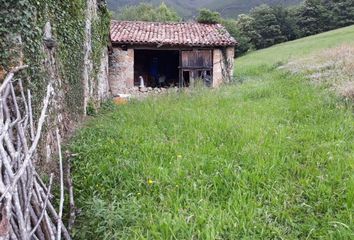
<box><xmin>107</xmin><ymin>0</ymin><xmax>302</xmax><ymax>19</ymax></box>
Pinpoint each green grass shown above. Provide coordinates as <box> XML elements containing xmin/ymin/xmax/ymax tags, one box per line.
<box><xmin>71</xmin><ymin>26</ymin><xmax>354</xmax><ymax>239</ymax></box>
<box><xmin>236</xmin><ymin>25</ymin><xmax>354</xmax><ymax>77</ymax></box>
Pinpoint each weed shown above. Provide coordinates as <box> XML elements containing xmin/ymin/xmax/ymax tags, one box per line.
<box><xmin>86</xmin><ymin>99</ymin><xmax>97</xmax><ymax>116</ymax></box>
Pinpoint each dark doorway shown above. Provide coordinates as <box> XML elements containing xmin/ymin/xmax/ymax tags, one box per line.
<box><xmin>182</xmin><ymin>71</ymin><xmax>190</xmax><ymax>87</ymax></box>
<box><xmin>134</xmin><ymin>50</ymin><xmax>179</xmax><ymax>88</ymax></box>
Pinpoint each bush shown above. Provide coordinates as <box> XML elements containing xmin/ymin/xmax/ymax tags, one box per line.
<box><xmin>196</xmin><ymin>8</ymin><xmax>221</xmax><ymax>24</ymax></box>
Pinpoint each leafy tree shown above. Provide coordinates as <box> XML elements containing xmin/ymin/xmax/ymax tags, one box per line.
<box><xmin>113</xmin><ymin>3</ymin><xmax>181</xmax><ymax>22</ymax></box>
<box><xmin>220</xmin><ymin>19</ymin><xmax>238</xmax><ymax>39</ymax></box>
<box><xmin>113</xmin><ymin>3</ymin><xmax>154</xmax><ymax>21</ymax></box>
<box><xmin>272</xmin><ymin>5</ymin><xmax>299</xmax><ymax>41</ymax></box>
<box><xmin>235</xmin><ymin>14</ymin><xmax>260</xmax><ymax>53</ymax></box>
<box><xmin>331</xmin><ymin>0</ymin><xmax>354</xmax><ymax>28</ymax></box>
<box><xmin>155</xmin><ymin>3</ymin><xmax>182</xmax><ymax>22</ymax></box>
<box><xmin>250</xmin><ymin>4</ymin><xmax>286</xmax><ymax>48</ymax></box>
<box><xmin>197</xmin><ymin>9</ymin><xmax>221</xmax><ymax>24</ymax></box>
<box><xmin>220</xmin><ymin>19</ymin><xmax>248</xmax><ymax>55</ymax></box>
<box><xmin>295</xmin><ymin>0</ymin><xmax>329</xmax><ymax>37</ymax></box>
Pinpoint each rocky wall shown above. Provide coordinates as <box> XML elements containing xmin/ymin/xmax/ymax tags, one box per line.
<box><xmin>83</xmin><ymin>0</ymin><xmax>110</xmax><ymax>112</ymax></box>
<box><xmin>212</xmin><ymin>47</ymin><xmax>235</xmax><ymax>87</ymax></box>
<box><xmin>97</xmin><ymin>48</ymin><xmax>110</xmax><ymax>100</ymax></box>
<box><xmin>109</xmin><ymin>47</ymin><xmax>134</xmax><ymax>96</ymax></box>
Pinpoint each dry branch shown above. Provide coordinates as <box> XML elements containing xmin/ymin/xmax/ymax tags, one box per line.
<box><xmin>0</xmin><ymin>66</ymin><xmax>72</xmax><ymax>240</ymax></box>
<box><xmin>55</xmin><ymin>129</ymin><xmax>64</xmax><ymax>240</ymax></box>
<box><xmin>66</xmin><ymin>158</ymin><xmax>75</xmax><ymax>232</ymax></box>
<box><xmin>29</xmin><ymin>174</ymin><xmax>53</xmax><ymax>238</ymax></box>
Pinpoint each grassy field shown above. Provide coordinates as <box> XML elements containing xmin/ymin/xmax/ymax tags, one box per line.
<box><xmin>236</xmin><ymin>25</ymin><xmax>354</xmax><ymax>77</ymax></box>
<box><xmin>70</xmin><ymin>26</ymin><xmax>354</xmax><ymax>239</ymax></box>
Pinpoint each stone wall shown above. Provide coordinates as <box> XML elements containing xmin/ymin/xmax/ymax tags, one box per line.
<box><xmin>213</xmin><ymin>49</ymin><xmax>223</xmax><ymax>87</ymax></box>
<box><xmin>44</xmin><ymin>0</ymin><xmax>110</xmax><ymax>162</ymax></box>
<box><xmin>1</xmin><ymin>0</ymin><xmax>110</xmax><ymax>163</ymax></box>
<box><xmin>212</xmin><ymin>47</ymin><xmax>235</xmax><ymax>87</ymax></box>
<box><xmin>83</xmin><ymin>0</ymin><xmax>110</xmax><ymax>111</ymax></box>
<box><xmin>97</xmin><ymin>48</ymin><xmax>110</xmax><ymax>100</ymax></box>
<box><xmin>224</xmin><ymin>47</ymin><xmax>235</xmax><ymax>83</ymax></box>
<box><xmin>109</xmin><ymin>47</ymin><xmax>134</xmax><ymax>96</ymax></box>
<box><xmin>82</xmin><ymin>0</ymin><xmax>96</xmax><ymax>113</ymax></box>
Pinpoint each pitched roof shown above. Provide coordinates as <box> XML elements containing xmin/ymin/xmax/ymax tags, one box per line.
<box><xmin>110</xmin><ymin>21</ymin><xmax>237</xmax><ymax>47</ymax></box>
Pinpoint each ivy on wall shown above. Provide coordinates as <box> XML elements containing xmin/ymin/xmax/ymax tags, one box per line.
<box><xmin>0</xmin><ymin>0</ymin><xmax>110</xmax><ymax>118</ymax></box>
<box><xmin>49</xmin><ymin>0</ymin><xmax>87</xmax><ymax>117</ymax></box>
<box><xmin>92</xmin><ymin>4</ymin><xmax>110</xmax><ymax>79</ymax></box>
<box><xmin>0</xmin><ymin>0</ymin><xmax>46</xmax><ymax>110</ymax></box>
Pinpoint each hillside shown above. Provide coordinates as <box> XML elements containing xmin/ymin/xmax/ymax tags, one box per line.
<box><xmin>107</xmin><ymin>0</ymin><xmax>302</xmax><ymax>18</ymax></box>
<box><xmin>236</xmin><ymin>25</ymin><xmax>354</xmax><ymax>72</ymax></box>
<box><xmin>71</xmin><ymin>26</ymin><xmax>354</xmax><ymax>239</ymax></box>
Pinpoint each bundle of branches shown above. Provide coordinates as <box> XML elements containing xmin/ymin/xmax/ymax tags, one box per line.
<box><xmin>0</xmin><ymin>66</ymin><xmax>71</xmax><ymax>240</ymax></box>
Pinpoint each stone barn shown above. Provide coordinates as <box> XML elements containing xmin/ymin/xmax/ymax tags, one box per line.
<box><xmin>109</xmin><ymin>20</ymin><xmax>237</xmax><ymax>96</ymax></box>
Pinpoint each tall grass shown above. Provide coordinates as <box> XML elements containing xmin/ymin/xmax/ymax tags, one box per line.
<box><xmin>284</xmin><ymin>43</ymin><xmax>354</xmax><ymax>102</ymax></box>
<box><xmin>70</xmin><ymin>26</ymin><xmax>354</xmax><ymax>239</ymax></box>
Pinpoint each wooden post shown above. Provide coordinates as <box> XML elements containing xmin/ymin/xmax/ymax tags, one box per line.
<box><xmin>179</xmin><ymin>50</ymin><xmax>182</xmax><ymax>88</ymax></box>
<box><xmin>190</xmin><ymin>71</ymin><xmax>195</xmax><ymax>88</ymax></box>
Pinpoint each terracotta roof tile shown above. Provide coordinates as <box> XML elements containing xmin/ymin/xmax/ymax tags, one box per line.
<box><xmin>110</xmin><ymin>21</ymin><xmax>237</xmax><ymax>47</ymax></box>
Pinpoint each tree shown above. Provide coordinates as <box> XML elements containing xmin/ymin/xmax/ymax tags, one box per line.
<box><xmin>331</xmin><ymin>0</ymin><xmax>354</xmax><ymax>28</ymax></box>
<box><xmin>155</xmin><ymin>3</ymin><xmax>182</xmax><ymax>22</ymax></box>
<box><xmin>235</xmin><ymin>14</ymin><xmax>260</xmax><ymax>53</ymax></box>
<box><xmin>296</xmin><ymin>0</ymin><xmax>329</xmax><ymax>37</ymax></box>
<box><xmin>250</xmin><ymin>4</ymin><xmax>286</xmax><ymax>49</ymax></box>
<box><xmin>220</xmin><ymin>19</ymin><xmax>246</xmax><ymax>55</ymax></box>
<box><xmin>197</xmin><ymin>8</ymin><xmax>221</xmax><ymax>24</ymax></box>
<box><xmin>114</xmin><ymin>3</ymin><xmax>181</xmax><ymax>22</ymax></box>
<box><xmin>272</xmin><ymin>5</ymin><xmax>299</xmax><ymax>41</ymax></box>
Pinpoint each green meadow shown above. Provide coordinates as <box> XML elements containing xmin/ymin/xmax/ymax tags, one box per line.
<box><xmin>70</xmin><ymin>26</ymin><xmax>354</xmax><ymax>239</ymax></box>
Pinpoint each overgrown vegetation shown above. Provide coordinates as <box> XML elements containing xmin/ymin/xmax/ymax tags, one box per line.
<box><xmin>196</xmin><ymin>8</ymin><xmax>221</xmax><ymax>24</ymax></box>
<box><xmin>70</xmin><ymin>26</ymin><xmax>354</xmax><ymax>239</ymax></box>
<box><xmin>0</xmin><ymin>0</ymin><xmax>110</xmax><ymax>117</ymax></box>
<box><xmin>50</xmin><ymin>0</ymin><xmax>87</xmax><ymax>116</ymax></box>
<box><xmin>92</xmin><ymin>6</ymin><xmax>110</xmax><ymax>77</ymax></box>
<box><xmin>0</xmin><ymin>0</ymin><xmax>49</xmax><ymax>109</ymax></box>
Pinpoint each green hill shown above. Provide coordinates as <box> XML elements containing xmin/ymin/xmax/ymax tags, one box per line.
<box><xmin>237</xmin><ymin>25</ymin><xmax>354</xmax><ymax>72</ymax></box>
<box><xmin>107</xmin><ymin>0</ymin><xmax>302</xmax><ymax>18</ymax></box>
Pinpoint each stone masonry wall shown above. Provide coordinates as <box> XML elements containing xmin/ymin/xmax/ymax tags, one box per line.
<box><xmin>213</xmin><ymin>49</ymin><xmax>223</xmax><ymax>87</ymax></box>
<box><xmin>97</xmin><ymin>48</ymin><xmax>110</xmax><ymax>100</ymax></box>
<box><xmin>43</xmin><ymin>0</ymin><xmax>109</xmax><ymax>162</ymax></box>
<box><xmin>109</xmin><ymin>47</ymin><xmax>134</xmax><ymax>96</ymax></box>
<box><xmin>212</xmin><ymin>47</ymin><xmax>235</xmax><ymax>87</ymax></box>
<box><xmin>225</xmin><ymin>47</ymin><xmax>235</xmax><ymax>83</ymax></box>
<box><xmin>83</xmin><ymin>0</ymin><xmax>110</xmax><ymax>111</ymax></box>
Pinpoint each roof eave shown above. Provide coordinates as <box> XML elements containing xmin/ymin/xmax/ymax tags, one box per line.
<box><xmin>111</xmin><ymin>41</ymin><xmax>237</xmax><ymax>48</ymax></box>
